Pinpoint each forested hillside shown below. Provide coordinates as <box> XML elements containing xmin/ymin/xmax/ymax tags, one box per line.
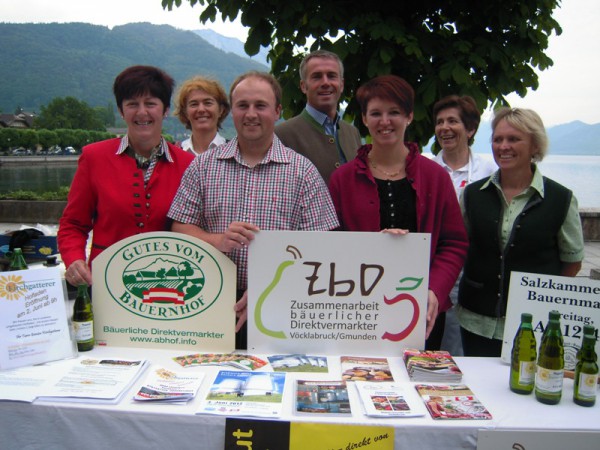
<box><xmin>0</xmin><ymin>22</ymin><xmax>266</xmax><ymax>113</ymax></box>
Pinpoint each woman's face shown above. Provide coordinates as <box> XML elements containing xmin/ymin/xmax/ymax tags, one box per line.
<box><xmin>121</xmin><ymin>94</ymin><xmax>166</xmax><ymax>146</ymax></box>
<box><xmin>185</xmin><ymin>89</ymin><xmax>223</xmax><ymax>136</ymax></box>
<box><xmin>435</xmin><ymin>107</ymin><xmax>473</xmax><ymax>155</ymax></box>
<box><xmin>362</xmin><ymin>97</ymin><xmax>413</xmax><ymax>147</ymax></box>
<box><xmin>492</xmin><ymin>119</ymin><xmax>536</xmax><ymax>171</ymax></box>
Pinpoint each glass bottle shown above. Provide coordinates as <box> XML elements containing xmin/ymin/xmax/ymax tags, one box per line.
<box><xmin>540</xmin><ymin>310</ymin><xmax>561</xmax><ymax>342</ymax></box>
<box><xmin>573</xmin><ymin>331</ymin><xmax>598</xmax><ymax>407</ymax></box>
<box><xmin>535</xmin><ymin>316</ymin><xmax>564</xmax><ymax>404</ymax></box>
<box><xmin>8</xmin><ymin>248</ymin><xmax>28</xmax><ymax>271</ymax></box>
<box><xmin>510</xmin><ymin>313</ymin><xmax>537</xmax><ymax>394</ymax></box>
<box><xmin>576</xmin><ymin>324</ymin><xmax>596</xmax><ymax>360</ymax></box>
<box><xmin>72</xmin><ymin>284</ymin><xmax>94</xmax><ymax>352</ymax></box>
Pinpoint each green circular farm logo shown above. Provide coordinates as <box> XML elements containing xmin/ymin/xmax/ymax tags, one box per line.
<box><xmin>104</xmin><ymin>236</ymin><xmax>225</xmax><ymax>321</ymax></box>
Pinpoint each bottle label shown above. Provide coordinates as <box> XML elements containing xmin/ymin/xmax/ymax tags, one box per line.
<box><xmin>577</xmin><ymin>372</ymin><xmax>598</xmax><ymax>399</ymax></box>
<box><xmin>519</xmin><ymin>361</ymin><xmax>536</xmax><ymax>385</ymax></box>
<box><xmin>73</xmin><ymin>321</ymin><xmax>94</xmax><ymax>342</ymax></box>
<box><xmin>535</xmin><ymin>367</ymin><xmax>564</xmax><ymax>393</ymax></box>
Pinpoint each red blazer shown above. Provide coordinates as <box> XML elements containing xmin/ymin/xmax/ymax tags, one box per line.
<box><xmin>58</xmin><ymin>138</ymin><xmax>194</xmax><ymax>268</ymax></box>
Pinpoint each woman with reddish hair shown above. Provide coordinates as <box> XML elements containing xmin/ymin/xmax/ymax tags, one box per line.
<box><xmin>328</xmin><ymin>75</ymin><xmax>468</xmax><ymax>350</ymax></box>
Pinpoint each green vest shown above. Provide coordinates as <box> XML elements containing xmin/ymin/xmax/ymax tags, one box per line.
<box><xmin>458</xmin><ymin>176</ymin><xmax>572</xmax><ymax>317</ymax></box>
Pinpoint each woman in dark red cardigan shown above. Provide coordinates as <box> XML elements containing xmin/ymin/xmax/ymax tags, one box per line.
<box><xmin>328</xmin><ymin>75</ymin><xmax>468</xmax><ymax>350</ymax></box>
<box><xmin>58</xmin><ymin>66</ymin><xmax>194</xmax><ymax>287</ymax></box>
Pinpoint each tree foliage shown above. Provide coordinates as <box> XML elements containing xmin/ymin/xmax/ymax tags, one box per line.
<box><xmin>34</xmin><ymin>96</ymin><xmax>106</xmax><ymax>131</ymax></box>
<box><xmin>163</xmin><ymin>0</ymin><xmax>562</xmax><ymax>146</ymax></box>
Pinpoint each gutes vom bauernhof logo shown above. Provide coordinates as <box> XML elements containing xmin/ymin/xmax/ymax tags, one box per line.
<box><xmin>102</xmin><ymin>236</ymin><xmax>226</xmax><ymax>321</ymax></box>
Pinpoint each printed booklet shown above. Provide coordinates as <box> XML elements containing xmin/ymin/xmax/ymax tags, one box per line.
<box><xmin>403</xmin><ymin>349</ymin><xmax>463</xmax><ymax>383</ymax></box>
<box><xmin>267</xmin><ymin>354</ymin><xmax>329</xmax><ymax>373</ymax></box>
<box><xmin>197</xmin><ymin>370</ymin><xmax>287</xmax><ymax>418</ymax></box>
<box><xmin>295</xmin><ymin>380</ymin><xmax>351</xmax><ymax>416</ymax></box>
<box><xmin>415</xmin><ymin>384</ymin><xmax>492</xmax><ymax>420</ymax></box>
<box><xmin>133</xmin><ymin>367</ymin><xmax>205</xmax><ymax>403</ymax></box>
<box><xmin>354</xmin><ymin>381</ymin><xmax>426</xmax><ymax>418</ymax></box>
<box><xmin>173</xmin><ymin>353</ymin><xmax>268</xmax><ymax>371</ymax></box>
<box><xmin>340</xmin><ymin>356</ymin><xmax>394</xmax><ymax>382</ymax></box>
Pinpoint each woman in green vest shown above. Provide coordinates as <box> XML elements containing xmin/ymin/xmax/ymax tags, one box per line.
<box><xmin>457</xmin><ymin>108</ymin><xmax>584</xmax><ymax>357</ymax></box>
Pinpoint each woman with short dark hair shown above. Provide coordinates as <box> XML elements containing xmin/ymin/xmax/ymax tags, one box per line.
<box><xmin>58</xmin><ymin>65</ymin><xmax>194</xmax><ymax>287</ymax></box>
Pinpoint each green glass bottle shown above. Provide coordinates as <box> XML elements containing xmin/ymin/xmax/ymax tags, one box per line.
<box><xmin>72</xmin><ymin>284</ymin><xmax>94</xmax><ymax>352</ymax></box>
<box><xmin>573</xmin><ymin>332</ymin><xmax>598</xmax><ymax>407</ymax></box>
<box><xmin>576</xmin><ymin>324</ymin><xmax>596</xmax><ymax>360</ymax></box>
<box><xmin>510</xmin><ymin>313</ymin><xmax>537</xmax><ymax>394</ymax></box>
<box><xmin>540</xmin><ymin>310</ymin><xmax>561</xmax><ymax>342</ymax></box>
<box><xmin>535</xmin><ymin>316</ymin><xmax>564</xmax><ymax>404</ymax></box>
<box><xmin>8</xmin><ymin>248</ymin><xmax>28</xmax><ymax>271</ymax></box>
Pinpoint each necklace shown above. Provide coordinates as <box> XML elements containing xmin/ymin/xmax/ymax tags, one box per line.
<box><xmin>368</xmin><ymin>154</ymin><xmax>403</xmax><ymax>178</ymax></box>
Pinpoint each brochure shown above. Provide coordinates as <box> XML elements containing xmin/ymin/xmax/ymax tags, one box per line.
<box><xmin>403</xmin><ymin>349</ymin><xmax>463</xmax><ymax>382</ymax></box>
<box><xmin>35</xmin><ymin>357</ymin><xmax>149</xmax><ymax>404</ymax></box>
<box><xmin>295</xmin><ymin>380</ymin><xmax>351</xmax><ymax>415</ymax></box>
<box><xmin>173</xmin><ymin>353</ymin><xmax>268</xmax><ymax>371</ymax></box>
<box><xmin>415</xmin><ymin>384</ymin><xmax>492</xmax><ymax>420</ymax></box>
<box><xmin>354</xmin><ymin>381</ymin><xmax>426</xmax><ymax>418</ymax></box>
<box><xmin>133</xmin><ymin>367</ymin><xmax>205</xmax><ymax>403</ymax></box>
<box><xmin>0</xmin><ymin>267</ymin><xmax>76</xmax><ymax>370</ymax></box>
<box><xmin>340</xmin><ymin>356</ymin><xmax>394</xmax><ymax>382</ymax></box>
<box><xmin>267</xmin><ymin>354</ymin><xmax>329</xmax><ymax>373</ymax></box>
<box><xmin>197</xmin><ymin>370</ymin><xmax>287</xmax><ymax>418</ymax></box>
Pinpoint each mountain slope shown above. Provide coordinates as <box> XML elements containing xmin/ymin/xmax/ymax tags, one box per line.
<box><xmin>0</xmin><ymin>22</ymin><xmax>267</xmax><ymax>112</ymax></box>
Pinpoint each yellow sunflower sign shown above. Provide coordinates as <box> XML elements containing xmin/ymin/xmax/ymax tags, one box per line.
<box><xmin>0</xmin><ymin>267</ymin><xmax>75</xmax><ymax>370</ymax></box>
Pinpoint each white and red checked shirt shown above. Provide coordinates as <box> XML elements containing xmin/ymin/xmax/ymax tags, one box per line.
<box><xmin>168</xmin><ymin>135</ymin><xmax>339</xmax><ymax>290</ymax></box>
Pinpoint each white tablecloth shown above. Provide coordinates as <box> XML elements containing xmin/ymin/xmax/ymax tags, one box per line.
<box><xmin>1</xmin><ymin>346</ymin><xmax>598</xmax><ymax>450</ymax></box>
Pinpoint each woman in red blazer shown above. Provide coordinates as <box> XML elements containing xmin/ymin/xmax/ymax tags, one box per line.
<box><xmin>58</xmin><ymin>65</ymin><xmax>194</xmax><ymax>287</ymax></box>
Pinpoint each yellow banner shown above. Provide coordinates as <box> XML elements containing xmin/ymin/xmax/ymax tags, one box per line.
<box><xmin>290</xmin><ymin>423</ymin><xmax>394</xmax><ymax>450</ymax></box>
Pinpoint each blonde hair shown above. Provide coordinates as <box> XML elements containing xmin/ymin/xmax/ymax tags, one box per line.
<box><xmin>492</xmin><ymin>107</ymin><xmax>548</xmax><ymax>162</ymax></box>
<box><xmin>174</xmin><ymin>76</ymin><xmax>230</xmax><ymax>130</ymax></box>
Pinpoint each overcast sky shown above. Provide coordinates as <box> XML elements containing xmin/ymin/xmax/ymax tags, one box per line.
<box><xmin>3</xmin><ymin>0</ymin><xmax>598</xmax><ymax>126</ymax></box>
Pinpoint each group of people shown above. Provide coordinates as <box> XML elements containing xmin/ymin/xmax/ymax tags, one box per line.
<box><xmin>57</xmin><ymin>50</ymin><xmax>585</xmax><ymax>355</ymax></box>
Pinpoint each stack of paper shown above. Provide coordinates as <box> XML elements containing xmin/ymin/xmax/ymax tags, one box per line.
<box><xmin>173</xmin><ymin>353</ymin><xmax>268</xmax><ymax>371</ymax></box>
<box><xmin>294</xmin><ymin>380</ymin><xmax>351</xmax><ymax>416</ymax></box>
<box><xmin>402</xmin><ymin>349</ymin><xmax>462</xmax><ymax>383</ymax></box>
<box><xmin>133</xmin><ymin>368</ymin><xmax>204</xmax><ymax>403</ymax></box>
<box><xmin>197</xmin><ymin>370</ymin><xmax>287</xmax><ymax>418</ymax></box>
<box><xmin>35</xmin><ymin>357</ymin><xmax>149</xmax><ymax>404</ymax></box>
<box><xmin>415</xmin><ymin>384</ymin><xmax>492</xmax><ymax>420</ymax></box>
<box><xmin>354</xmin><ymin>381</ymin><xmax>426</xmax><ymax>418</ymax></box>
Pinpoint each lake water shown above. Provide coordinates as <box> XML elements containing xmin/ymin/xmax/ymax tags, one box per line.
<box><xmin>0</xmin><ymin>154</ymin><xmax>598</xmax><ymax>208</ymax></box>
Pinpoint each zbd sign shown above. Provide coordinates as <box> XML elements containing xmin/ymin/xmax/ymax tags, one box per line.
<box><xmin>92</xmin><ymin>232</ymin><xmax>236</xmax><ymax>351</ymax></box>
<box><xmin>248</xmin><ymin>231</ymin><xmax>430</xmax><ymax>355</ymax></box>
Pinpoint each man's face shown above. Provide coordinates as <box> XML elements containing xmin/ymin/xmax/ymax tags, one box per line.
<box><xmin>300</xmin><ymin>57</ymin><xmax>344</xmax><ymax>119</ymax></box>
<box><xmin>231</xmin><ymin>76</ymin><xmax>282</xmax><ymax>149</ymax></box>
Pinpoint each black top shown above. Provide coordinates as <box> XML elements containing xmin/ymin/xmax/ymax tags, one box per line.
<box><xmin>375</xmin><ymin>177</ymin><xmax>417</xmax><ymax>231</ymax></box>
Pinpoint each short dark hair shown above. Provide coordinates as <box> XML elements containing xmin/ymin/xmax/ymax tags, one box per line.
<box><xmin>356</xmin><ymin>75</ymin><xmax>414</xmax><ymax>116</ymax></box>
<box><xmin>433</xmin><ymin>95</ymin><xmax>481</xmax><ymax>145</ymax></box>
<box><xmin>229</xmin><ymin>71</ymin><xmax>282</xmax><ymax>106</ymax></box>
<box><xmin>113</xmin><ymin>65</ymin><xmax>174</xmax><ymax>113</ymax></box>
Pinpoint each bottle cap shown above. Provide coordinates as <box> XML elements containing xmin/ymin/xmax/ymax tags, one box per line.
<box><xmin>548</xmin><ymin>310</ymin><xmax>561</xmax><ymax>321</ymax></box>
<box><xmin>521</xmin><ymin>313</ymin><xmax>533</xmax><ymax>323</ymax></box>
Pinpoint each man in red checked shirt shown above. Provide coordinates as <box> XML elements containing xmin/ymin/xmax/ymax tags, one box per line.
<box><xmin>168</xmin><ymin>71</ymin><xmax>339</xmax><ymax>350</ymax></box>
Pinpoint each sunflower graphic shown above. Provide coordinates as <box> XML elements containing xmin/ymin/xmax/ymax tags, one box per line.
<box><xmin>0</xmin><ymin>274</ymin><xmax>26</xmax><ymax>301</ymax></box>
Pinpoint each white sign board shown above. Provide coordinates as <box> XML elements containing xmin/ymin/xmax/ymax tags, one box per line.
<box><xmin>478</xmin><ymin>429</ymin><xmax>600</xmax><ymax>450</ymax></box>
<box><xmin>0</xmin><ymin>267</ymin><xmax>75</xmax><ymax>370</ymax></box>
<box><xmin>248</xmin><ymin>231</ymin><xmax>430</xmax><ymax>355</ymax></box>
<box><xmin>93</xmin><ymin>232</ymin><xmax>237</xmax><ymax>352</ymax></box>
<box><xmin>501</xmin><ymin>271</ymin><xmax>600</xmax><ymax>370</ymax></box>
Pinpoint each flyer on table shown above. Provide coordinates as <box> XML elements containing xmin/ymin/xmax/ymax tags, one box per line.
<box><xmin>0</xmin><ymin>267</ymin><xmax>75</xmax><ymax>371</ymax></box>
<box><xmin>248</xmin><ymin>231</ymin><xmax>430</xmax><ymax>355</ymax></box>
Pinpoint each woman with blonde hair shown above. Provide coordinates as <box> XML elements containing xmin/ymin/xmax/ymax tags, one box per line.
<box><xmin>457</xmin><ymin>107</ymin><xmax>584</xmax><ymax>356</ymax></box>
<box><xmin>174</xmin><ymin>76</ymin><xmax>230</xmax><ymax>154</ymax></box>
